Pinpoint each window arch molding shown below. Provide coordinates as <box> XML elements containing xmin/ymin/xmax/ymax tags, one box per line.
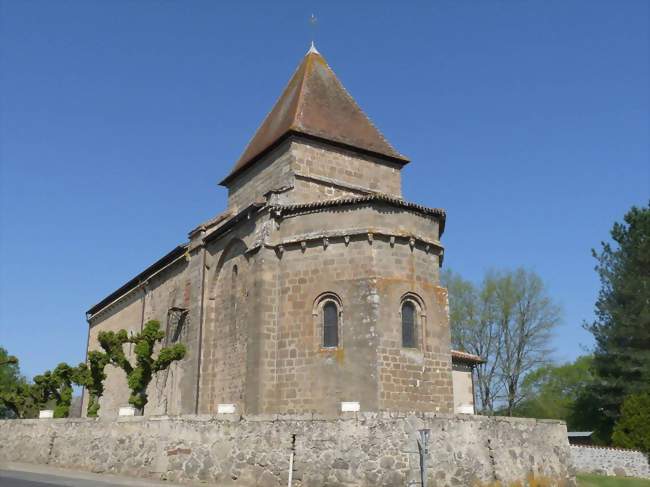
<box><xmin>399</xmin><ymin>293</ymin><xmax>426</xmax><ymax>349</ymax></box>
<box><xmin>312</xmin><ymin>292</ymin><xmax>342</xmax><ymax>349</ymax></box>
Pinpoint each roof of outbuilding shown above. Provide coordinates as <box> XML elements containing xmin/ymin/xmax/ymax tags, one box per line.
<box><xmin>451</xmin><ymin>350</ymin><xmax>485</xmax><ymax>365</ymax></box>
<box><xmin>567</xmin><ymin>432</ymin><xmax>594</xmax><ymax>437</ymax></box>
<box><xmin>220</xmin><ymin>45</ymin><xmax>409</xmax><ymax>186</ymax></box>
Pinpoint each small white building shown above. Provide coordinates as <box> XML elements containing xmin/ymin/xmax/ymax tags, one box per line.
<box><xmin>451</xmin><ymin>350</ymin><xmax>484</xmax><ymax>414</ymax></box>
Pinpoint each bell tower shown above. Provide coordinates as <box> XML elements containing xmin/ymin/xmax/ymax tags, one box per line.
<box><xmin>219</xmin><ymin>45</ymin><xmax>410</xmax><ymax>212</ymax></box>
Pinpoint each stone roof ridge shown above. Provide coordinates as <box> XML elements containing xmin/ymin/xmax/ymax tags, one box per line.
<box><xmin>188</xmin><ymin>210</ymin><xmax>232</xmax><ymax>237</ymax></box>
<box><xmin>220</xmin><ymin>48</ymin><xmax>409</xmax><ymax>186</ymax></box>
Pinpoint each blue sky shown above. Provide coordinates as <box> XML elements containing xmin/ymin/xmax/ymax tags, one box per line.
<box><xmin>1</xmin><ymin>1</ymin><xmax>648</xmax><ymax>379</ymax></box>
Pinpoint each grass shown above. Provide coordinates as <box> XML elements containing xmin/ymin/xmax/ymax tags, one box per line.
<box><xmin>577</xmin><ymin>474</ymin><xmax>650</xmax><ymax>487</ymax></box>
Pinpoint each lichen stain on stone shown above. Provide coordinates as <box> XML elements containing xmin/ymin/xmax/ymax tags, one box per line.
<box><xmin>335</xmin><ymin>347</ymin><xmax>345</xmax><ymax>364</ymax></box>
<box><xmin>318</xmin><ymin>347</ymin><xmax>344</xmax><ymax>364</ymax></box>
<box><xmin>375</xmin><ymin>276</ymin><xmax>438</xmax><ymax>291</ymax></box>
<box><xmin>433</xmin><ymin>286</ymin><xmax>448</xmax><ymax>306</ymax></box>
<box><xmin>166</xmin><ymin>448</ymin><xmax>192</xmax><ymax>456</ymax></box>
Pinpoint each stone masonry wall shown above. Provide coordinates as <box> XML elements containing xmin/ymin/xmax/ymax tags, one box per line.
<box><xmin>225</xmin><ymin>138</ymin><xmax>404</xmax><ymax>213</ymax></box>
<box><xmin>226</xmin><ymin>140</ymin><xmax>294</xmax><ymax>212</ymax></box>
<box><xmin>290</xmin><ymin>139</ymin><xmax>403</xmax><ymax>201</ymax></box>
<box><xmin>0</xmin><ymin>413</ymin><xmax>574</xmax><ymax>487</ymax></box>
<box><xmin>570</xmin><ymin>445</ymin><xmax>650</xmax><ymax>479</ymax></box>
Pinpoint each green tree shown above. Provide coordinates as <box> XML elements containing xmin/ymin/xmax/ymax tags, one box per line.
<box><xmin>0</xmin><ymin>355</ymin><xmax>18</xmax><ymax>367</ymax></box>
<box><xmin>585</xmin><ymin>202</ymin><xmax>650</xmax><ymax>441</ymax></box>
<box><xmin>98</xmin><ymin>320</ymin><xmax>185</xmax><ymax>413</ymax></box>
<box><xmin>0</xmin><ymin>347</ymin><xmax>22</xmax><ymax>418</ymax></box>
<box><xmin>0</xmin><ymin>382</ymin><xmax>42</xmax><ymax>419</ymax></box>
<box><xmin>0</xmin><ymin>353</ymin><xmax>92</xmax><ymax>419</ymax></box>
<box><xmin>611</xmin><ymin>392</ymin><xmax>650</xmax><ymax>455</ymax></box>
<box><xmin>512</xmin><ymin>355</ymin><xmax>594</xmax><ymax>428</ymax></box>
<box><xmin>73</xmin><ymin>351</ymin><xmax>110</xmax><ymax>417</ymax></box>
<box><xmin>0</xmin><ymin>349</ymin><xmax>44</xmax><ymax>419</ymax></box>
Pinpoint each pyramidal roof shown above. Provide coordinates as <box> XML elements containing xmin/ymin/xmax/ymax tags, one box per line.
<box><xmin>220</xmin><ymin>44</ymin><xmax>409</xmax><ymax>185</ymax></box>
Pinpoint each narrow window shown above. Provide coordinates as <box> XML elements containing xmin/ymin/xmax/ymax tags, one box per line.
<box><xmin>166</xmin><ymin>307</ymin><xmax>188</xmax><ymax>344</ymax></box>
<box><xmin>232</xmin><ymin>264</ymin><xmax>238</xmax><ymax>278</ymax></box>
<box><xmin>323</xmin><ymin>301</ymin><xmax>339</xmax><ymax>348</ymax></box>
<box><xmin>230</xmin><ymin>264</ymin><xmax>239</xmax><ymax>329</ymax></box>
<box><xmin>402</xmin><ymin>301</ymin><xmax>416</xmax><ymax>348</ymax></box>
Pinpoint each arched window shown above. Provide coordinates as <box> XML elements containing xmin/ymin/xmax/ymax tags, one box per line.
<box><xmin>313</xmin><ymin>293</ymin><xmax>342</xmax><ymax>349</ymax></box>
<box><xmin>323</xmin><ymin>301</ymin><xmax>339</xmax><ymax>348</ymax></box>
<box><xmin>402</xmin><ymin>301</ymin><xmax>417</xmax><ymax>348</ymax></box>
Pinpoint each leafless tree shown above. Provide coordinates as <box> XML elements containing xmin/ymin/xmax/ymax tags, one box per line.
<box><xmin>444</xmin><ymin>271</ymin><xmax>503</xmax><ymax>413</ymax></box>
<box><xmin>443</xmin><ymin>268</ymin><xmax>560</xmax><ymax>415</ymax></box>
<box><xmin>497</xmin><ymin>269</ymin><xmax>560</xmax><ymax>415</ymax></box>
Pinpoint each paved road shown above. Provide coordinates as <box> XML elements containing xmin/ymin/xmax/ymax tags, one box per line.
<box><xmin>0</xmin><ymin>469</ymin><xmax>123</xmax><ymax>486</ymax></box>
<box><xmin>0</xmin><ymin>466</ymin><xmax>185</xmax><ymax>487</ymax></box>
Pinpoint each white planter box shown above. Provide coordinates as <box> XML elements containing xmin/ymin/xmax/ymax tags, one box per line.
<box><xmin>455</xmin><ymin>403</ymin><xmax>475</xmax><ymax>415</ymax></box>
<box><xmin>340</xmin><ymin>401</ymin><xmax>360</xmax><ymax>412</ymax></box>
<box><xmin>217</xmin><ymin>403</ymin><xmax>236</xmax><ymax>414</ymax></box>
<box><xmin>39</xmin><ymin>410</ymin><xmax>54</xmax><ymax>419</ymax></box>
<box><xmin>118</xmin><ymin>406</ymin><xmax>137</xmax><ymax>416</ymax></box>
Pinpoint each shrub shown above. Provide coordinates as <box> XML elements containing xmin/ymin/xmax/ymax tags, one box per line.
<box><xmin>612</xmin><ymin>392</ymin><xmax>650</xmax><ymax>455</ymax></box>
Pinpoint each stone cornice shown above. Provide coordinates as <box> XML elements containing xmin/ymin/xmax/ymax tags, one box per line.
<box><xmin>264</xmin><ymin>228</ymin><xmax>444</xmax><ymax>266</ymax></box>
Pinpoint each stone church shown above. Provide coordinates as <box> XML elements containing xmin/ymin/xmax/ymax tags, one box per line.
<box><xmin>83</xmin><ymin>45</ymin><xmax>481</xmax><ymax>418</ymax></box>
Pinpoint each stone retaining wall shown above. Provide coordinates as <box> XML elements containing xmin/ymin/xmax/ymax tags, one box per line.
<box><xmin>570</xmin><ymin>445</ymin><xmax>650</xmax><ymax>479</ymax></box>
<box><xmin>0</xmin><ymin>413</ymin><xmax>575</xmax><ymax>487</ymax></box>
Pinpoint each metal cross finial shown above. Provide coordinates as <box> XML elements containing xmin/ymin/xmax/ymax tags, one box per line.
<box><xmin>309</xmin><ymin>13</ymin><xmax>317</xmax><ymax>43</ymax></box>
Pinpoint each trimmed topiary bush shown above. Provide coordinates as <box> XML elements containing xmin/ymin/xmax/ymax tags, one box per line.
<box><xmin>74</xmin><ymin>351</ymin><xmax>110</xmax><ymax>417</ymax></box>
<box><xmin>98</xmin><ymin>320</ymin><xmax>185</xmax><ymax>413</ymax></box>
<box><xmin>32</xmin><ymin>363</ymin><xmax>76</xmax><ymax>418</ymax></box>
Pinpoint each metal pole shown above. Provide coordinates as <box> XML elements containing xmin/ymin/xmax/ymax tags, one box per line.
<box><xmin>418</xmin><ymin>429</ymin><xmax>430</xmax><ymax>487</ymax></box>
<box><xmin>288</xmin><ymin>434</ymin><xmax>295</xmax><ymax>487</ymax></box>
<box><xmin>287</xmin><ymin>452</ymin><xmax>294</xmax><ymax>487</ymax></box>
